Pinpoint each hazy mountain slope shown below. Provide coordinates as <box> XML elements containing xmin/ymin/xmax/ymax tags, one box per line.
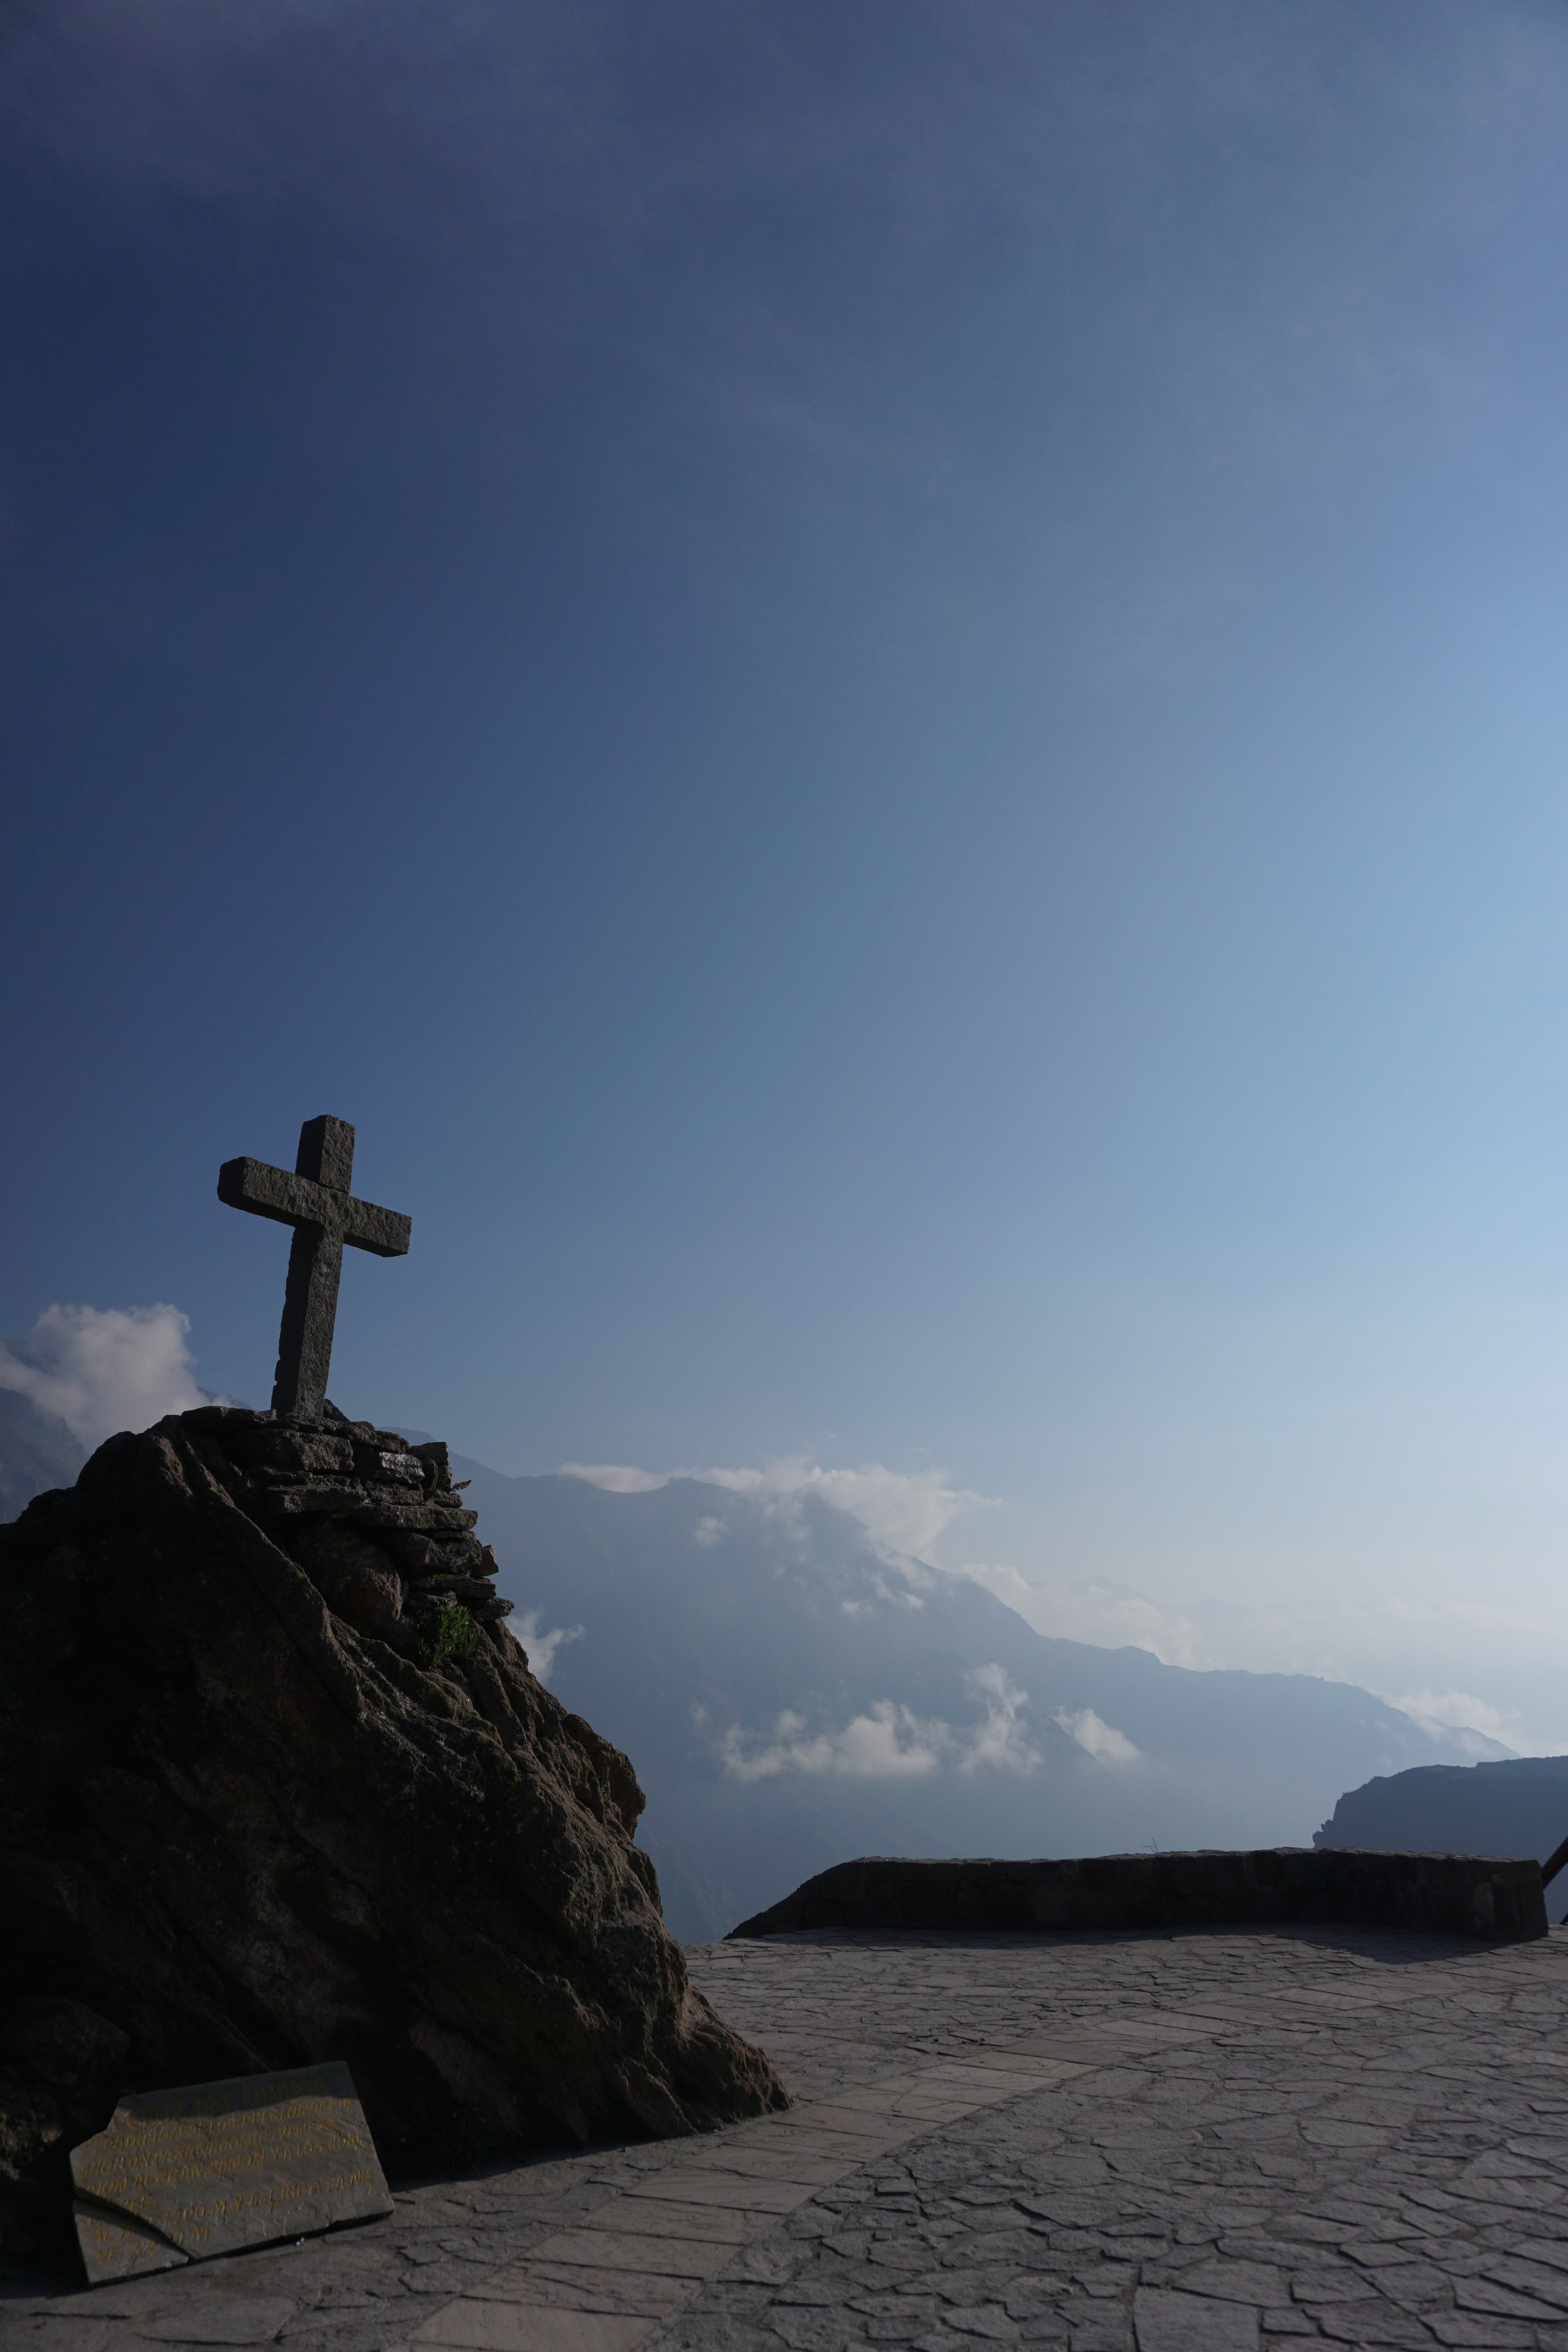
<box><xmin>0</xmin><ymin>1389</ymin><xmax>85</xmax><ymax>1522</ymax></box>
<box><xmin>1318</xmin><ymin>1756</ymin><xmax>1568</xmax><ymax>1924</ymax></box>
<box><xmin>457</xmin><ymin>1461</ymin><xmax>1478</xmax><ymax>1939</ymax></box>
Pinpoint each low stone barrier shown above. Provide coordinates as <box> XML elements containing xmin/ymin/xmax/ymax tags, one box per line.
<box><xmin>728</xmin><ymin>1848</ymin><xmax>1548</xmax><ymax>1942</ymax></box>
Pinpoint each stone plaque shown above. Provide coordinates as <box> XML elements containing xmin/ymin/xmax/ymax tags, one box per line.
<box><xmin>71</xmin><ymin>2059</ymin><xmax>392</xmax><ymax>2285</ymax></box>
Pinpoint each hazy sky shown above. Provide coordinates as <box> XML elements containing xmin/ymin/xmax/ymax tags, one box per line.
<box><xmin>6</xmin><ymin>3</ymin><xmax>1568</xmax><ymax>1747</ymax></box>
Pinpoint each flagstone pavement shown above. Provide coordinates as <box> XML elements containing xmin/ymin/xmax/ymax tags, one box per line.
<box><xmin>8</xmin><ymin>1922</ymin><xmax>1568</xmax><ymax>2352</ymax></box>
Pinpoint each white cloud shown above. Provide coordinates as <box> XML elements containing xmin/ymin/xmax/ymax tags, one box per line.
<box><xmin>1380</xmin><ymin>1687</ymin><xmax>1522</xmax><ymax>1757</ymax></box>
<box><xmin>1053</xmin><ymin>1705</ymin><xmax>1142</xmax><ymax>1766</ymax></box>
<box><xmin>692</xmin><ymin>1514</ymin><xmax>726</xmax><ymax>1547</ymax></box>
<box><xmin>509</xmin><ymin>1610</ymin><xmax>584</xmax><ymax>1685</ymax></box>
<box><xmin>957</xmin><ymin>1561</ymin><xmax>1203</xmax><ymax>1668</ymax></box>
<box><xmin>0</xmin><ymin>1303</ymin><xmax>204</xmax><ymax>1449</ymax></box>
<box><xmin>962</xmin><ymin>1665</ymin><xmax>1041</xmax><ymax>1774</ymax></box>
<box><xmin>559</xmin><ymin>1463</ymin><xmax>667</xmax><ymax>1493</ymax></box>
<box><xmin>718</xmin><ymin>1701</ymin><xmax>950</xmax><ymax>1783</ymax></box>
<box><xmin>717</xmin><ymin>1661</ymin><xmax>1044</xmax><ymax>1783</ymax></box>
<box><xmin>869</xmin><ymin>1571</ymin><xmax>925</xmax><ymax>1611</ymax></box>
<box><xmin>702</xmin><ymin>1460</ymin><xmax>987</xmax><ymax>1561</ymax></box>
<box><xmin>560</xmin><ymin>1454</ymin><xmax>988</xmax><ymax>1561</ymax></box>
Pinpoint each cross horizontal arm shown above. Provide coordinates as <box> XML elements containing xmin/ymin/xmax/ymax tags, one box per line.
<box><xmin>217</xmin><ymin>1157</ymin><xmax>338</xmax><ymax>1231</ymax></box>
<box><xmin>344</xmin><ymin>1198</ymin><xmax>412</xmax><ymax>1259</ymax></box>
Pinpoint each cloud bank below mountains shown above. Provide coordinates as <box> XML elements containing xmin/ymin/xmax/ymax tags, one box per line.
<box><xmin>561</xmin><ymin>1456</ymin><xmax>986</xmax><ymax>1560</ymax></box>
<box><xmin>0</xmin><ymin>1303</ymin><xmax>204</xmax><ymax>1449</ymax></box>
<box><xmin>711</xmin><ymin>1664</ymin><xmax>1063</xmax><ymax>1784</ymax></box>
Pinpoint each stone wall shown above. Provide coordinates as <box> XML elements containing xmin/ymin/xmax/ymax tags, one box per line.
<box><xmin>729</xmin><ymin>1848</ymin><xmax>1548</xmax><ymax>1941</ymax></box>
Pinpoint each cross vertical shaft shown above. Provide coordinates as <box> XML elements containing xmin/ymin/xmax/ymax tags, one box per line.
<box><xmin>271</xmin><ymin>1116</ymin><xmax>353</xmax><ymax>1420</ymax></box>
<box><xmin>273</xmin><ymin>1228</ymin><xmax>347</xmax><ymax>1419</ymax></box>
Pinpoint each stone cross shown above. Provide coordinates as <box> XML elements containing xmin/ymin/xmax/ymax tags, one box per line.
<box><xmin>217</xmin><ymin>1117</ymin><xmax>411</xmax><ymax>1421</ymax></box>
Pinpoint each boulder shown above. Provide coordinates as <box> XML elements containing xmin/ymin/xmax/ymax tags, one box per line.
<box><xmin>0</xmin><ymin>1407</ymin><xmax>786</xmax><ymax>2272</ymax></box>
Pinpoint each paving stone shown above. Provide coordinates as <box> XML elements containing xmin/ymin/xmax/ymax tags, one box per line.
<box><xmin>1427</xmin><ymin>2319</ymin><xmax>1537</xmax><ymax>2348</ymax></box>
<box><xmin>681</xmin><ymin>2151</ymin><xmax>849</xmax><ymax>2187</ymax></box>
<box><xmin>1485</xmin><ymin>2262</ymin><xmax>1568</xmax><ymax>2312</ymax></box>
<box><xmin>586</xmin><ymin>2203</ymin><xmax>763</xmax><ymax>2247</ymax></box>
<box><xmin>1450</xmin><ymin>2275</ymin><xmax>1567</xmax><ymax>2321</ymax></box>
<box><xmin>623</xmin><ymin>2180</ymin><xmax>813</xmax><ymax>2218</ymax></box>
<box><xmin>1132</xmin><ymin>2285</ymin><xmax>1259</xmax><ymax>2347</ymax></box>
<box><xmin>527</xmin><ymin>2232</ymin><xmax>730</xmax><ymax>2282</ymax></box>
<box><xmin>415</xmin><ymin>2307</ymin><xmax>651</xmax><ymax>2351</ymax></box>
<box><xmin>132</xmin><ymin>2307</ymin><xmax>307</xmax><ymax>2346</ymax></box>
<box><xmin>478</xmin><ymin>2266</ymin><xmax>688</xmax><ymax>2314</ymax></box>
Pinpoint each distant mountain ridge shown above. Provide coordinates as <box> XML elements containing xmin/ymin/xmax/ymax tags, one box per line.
<box><xmin>455</xmin><ymin>1459</ymin><xmax>1498</xmax><ymax>1939</ymax></box>
<box><xmin>1317</xmin><ymin>1755</ymin><xmax>1568</xmax><ymax>1924</ymax></box>
<box><xmin>1</xmin><ymin>1405</ymin><xmax>1513</xmax><ymax>1943</ymax></box>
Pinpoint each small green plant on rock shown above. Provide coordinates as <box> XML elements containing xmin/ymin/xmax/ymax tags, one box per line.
<box><xmin>416</xmin><ymin>1599</ymin><xmax>479</xmax><ymax>1669</ymax></box>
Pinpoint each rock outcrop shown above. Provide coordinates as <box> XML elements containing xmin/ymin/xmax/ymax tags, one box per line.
<box><xmin>0</xmin><ymin>1407</ymin><xmax>787</xmax><ymax>2271</ymax></box>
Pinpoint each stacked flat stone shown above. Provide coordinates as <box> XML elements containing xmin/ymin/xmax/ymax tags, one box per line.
<box><xmin>180</xmin><ymin>1406</ymin><xmax>511</xmax><ymax>1646</ymax></box>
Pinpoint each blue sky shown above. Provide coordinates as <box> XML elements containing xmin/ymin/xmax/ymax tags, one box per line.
<box><xmin>6</xmin><ymin>2</ymin><xmax>1568</xmax><ymax>1746</ymax></box>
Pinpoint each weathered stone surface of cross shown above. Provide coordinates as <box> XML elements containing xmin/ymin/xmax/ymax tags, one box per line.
<box><xmin>218</xmin><ymin>1116</ymin><xmax>411</xmax><ymax>1421</ymax></box>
